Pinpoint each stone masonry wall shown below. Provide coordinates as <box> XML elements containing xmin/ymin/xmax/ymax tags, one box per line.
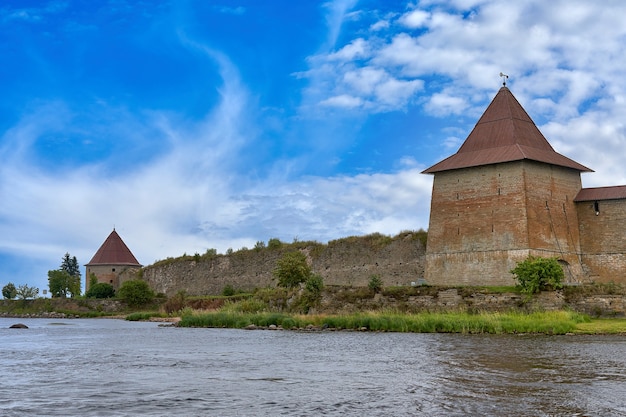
<box><xmin>142</xmin><ymin>232</ymin><xmax>426</xmax><ymax>297</ymax></box>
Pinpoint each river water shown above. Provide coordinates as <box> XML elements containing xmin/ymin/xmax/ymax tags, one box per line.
<box><xmin>1</xmin><ymin>318</ymin><xmax>625</xmax><ymax>416</ymax></box>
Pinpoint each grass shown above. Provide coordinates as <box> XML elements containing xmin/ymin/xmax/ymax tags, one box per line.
<box><xmin>178</xmin><ymin>310</ymin><xmax>592</xmax><ymax>335</ymax></box>
<box><xmin>573</xmin><ymin>318</ymin><xmax>626</xmax><ymax>334</ymax></box>
<box><xmin>125</xmin><ymin>311</ymin><xmax>167</xmax><ymax>321</ymax></box>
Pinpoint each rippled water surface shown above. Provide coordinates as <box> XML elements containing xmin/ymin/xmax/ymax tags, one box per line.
<box><xmin>1</xmin><ymin>318</ymin><xmax>626</xmax><ymax>416</ymax></box>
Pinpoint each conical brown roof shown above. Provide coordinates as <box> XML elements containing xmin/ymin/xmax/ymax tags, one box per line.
<box><xmin>85</xmin><ymin>229</ymin><xmax>141</xmax><ymax>266</ymax></box>
<box><xmin>422</xmin><ymin>87</ymin><xmax>593</xmax><ymax>173</ymax></box>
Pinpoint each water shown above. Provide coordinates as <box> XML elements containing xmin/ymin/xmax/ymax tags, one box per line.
<box><xmin>1</xmin><ymin>318</ymin><xmax>626</xmax><ymax>416</ymax></box>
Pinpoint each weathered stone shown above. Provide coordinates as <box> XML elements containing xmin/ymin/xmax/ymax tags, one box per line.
<box><xmin>9</xmin><ymin>323</ymin><xmax>28</xmax><ymax>329</ymax></box>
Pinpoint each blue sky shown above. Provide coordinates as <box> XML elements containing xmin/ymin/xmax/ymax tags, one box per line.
<box><xmin>2</xmin><ymin>0</ymin><xmax>626</xmax><ymax>293</ymax></box>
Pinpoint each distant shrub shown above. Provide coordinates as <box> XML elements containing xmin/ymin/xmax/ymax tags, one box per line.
<box><xmin>118</xmin><ymin>280</ymin><xmax>155</xmax><ymax>307</ymax></box>
<box><xmin>368</xmin><ymin>275</ymin><xmax>383</xmax><ymax>293</ymax></box>
<box><xmin>274</xmin><ymin>251</ymin><xmax>311</xmax><ymax>288</ymax></box>
<box><xmin>268</xmin><ymin>238</ymin><xmax>282</xmax><ymax>249</ymax></box>
<box><xmin>85</xmin><ymin>283</ymin><xmax>115</xmax><ymax>299</ymax></box>
<box><xmin>511</xmin><ymin>256</ymin><xmax>564</xmax><ymax>295</ymax></box>
<box><xmin>222</xmin><ymin>284</ymin><xmax>236</xmax><ymax>297</ymax></box>
<box><xmin>164</xmin><ymin>290</ymin><xmax>187</xmax><ymax>314</ymax></box>
<box><xmin>305</xmin><ymin>274</ymin><xmax>324</xmax><ymax>295</ymax></box>
<box><xmin>254</xmin><ymin>241</ymin><xmax>266</xmax><ymax>251</ymax></box>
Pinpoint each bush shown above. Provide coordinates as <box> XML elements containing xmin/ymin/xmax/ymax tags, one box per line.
<box><xmin>222</xmin><ymin>284</ymin><xmax>236</xmax><ymax>297</ymax></box>
<box><xmin>117</xmin><ymin>280</ymin><xmax>155</xmax><ymax>307</ymax></box>
<box><xmin>268</xmin><ymin>238</ymin><xmax>282</xmax><ymax>249</ymax></box>
<box><xmin>2</xmin><ymin>282</ymin><xmax>17</xmax><ymax>299</ymax></box>
<box><xmin>510</xmin><ymin>256</ymin><xmax>564</xmax><ymax>295</ymax></box>
<box><xmin>368</xmin><ymin>275</ymin><xmax>383</xmax><ymax>293</ymax></box>
<box><xmin>85</xmin><ymin>283</ymin><xmax>116</xmax><ymax>299</ymax></box>
<box><xmin>164</xmin><ymin>290</ymin><xmax>187</xmax><ymax>313</ymax></box>
<box><xmin>273</xmin><ymin>251</ymin><xmax>311</xmax><ymax>288</ymax></box>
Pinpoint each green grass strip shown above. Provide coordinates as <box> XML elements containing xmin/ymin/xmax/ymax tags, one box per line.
<box><xmin>178</xmin><ymin>310</ymin><xmax>592</xmax><ymax>334</ymax></box>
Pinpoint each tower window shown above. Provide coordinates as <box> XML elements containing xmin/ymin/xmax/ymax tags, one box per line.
<box><xmin>594</xmin><ymin>201</ymin><xmax>599</xmax><ymax>215</ymax></box>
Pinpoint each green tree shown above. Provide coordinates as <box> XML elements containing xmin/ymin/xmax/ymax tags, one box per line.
<box><xmin>273</xmin><ymin>251</ymin><xmax>312</xmax><ymax>288</ymax></box>
<box><xmin>2</xmin><ymin>282</ymin><xmax>17</xmax><ymax>299</ymax></box>
<box><xmin>48</xmin><ymin>270</ymin><xmax>81</xmax><ymax>298</ymax></box>
<box><xmin>85</xmin><ymin>282</ymin><xmax>116</xmax><ymax>299</ymax></box>
<box><xmin>60</xmin><ymin>253</ymin><xmax>81</xmax><ymax>279</ymax></box>
<box><xmin>117</xmin><ymin>280</ymin><xmax>155</xmax><ymax>307</ymax></box>
<box><xmin>15</xmin><ymin>284</ymin><xmax>39</xmax><ymax>300</ymax></box>
<box><xmin>510</xmin><ymin>256</ymin><xmax>564</xmax><ymax>295</ymax></box>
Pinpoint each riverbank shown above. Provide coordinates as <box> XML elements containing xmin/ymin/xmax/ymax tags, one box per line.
<box><xmin>175</xmin><ymin>310</ymin><xmax>626</xmax><ymax>335</ymax></box>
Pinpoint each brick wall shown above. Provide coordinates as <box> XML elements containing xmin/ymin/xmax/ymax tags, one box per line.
<box><xmin>425</xmin><ymin>161</ymin><xmax>587</xmax><ymax>285</ymax></box>
<box><xmin>577</xmin><ymin>198</ymin><xmax>626</xmax><ymax>282</ymax></box>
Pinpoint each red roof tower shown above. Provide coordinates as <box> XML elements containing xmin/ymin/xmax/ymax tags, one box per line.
<box><xmin>86</xmin><ymin>229</ymin><xmax>141</xmax><ymax>267</ymax></box>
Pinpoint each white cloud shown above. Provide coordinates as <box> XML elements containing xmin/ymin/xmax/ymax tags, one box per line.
<box><xmin>320</xmin><ymin>94</ymin><xmax>363</xmax><ymax>108</ymax></box>
<box><xmin>327</xmin><ymin>38</ymin><xmax>369</xmax><ymax>61</ymax></box>
<box><xmin>398</xmin><ymin>9</ymin><xmax>430</xmax><ymax>28</ymax></box>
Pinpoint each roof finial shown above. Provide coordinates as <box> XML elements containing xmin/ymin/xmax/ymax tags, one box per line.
<box><xmin>499</xmin><ymin>72</ymin><xmax>509</xmax><ymax>87</ymax></box>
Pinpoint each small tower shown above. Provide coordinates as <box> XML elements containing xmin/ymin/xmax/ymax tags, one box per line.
<box><xmin>422</xmin><ymin>86</ymin><xmax>592</xmax><ymax>286</ymax></box>
<box><xmin>85</xmin><ymin>229</ymin><xmax>142</xmax><ymax>291</ymax></box>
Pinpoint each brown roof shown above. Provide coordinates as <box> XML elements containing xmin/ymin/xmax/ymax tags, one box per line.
<box><xmin>574</xmin><ymin>185</ymin><xmax>626</xmax><ymax>202</ymax></box>
<box><xmin>85</xmin><ymin>229</ymin><xmax>142</xmax><ymax>266</ymax></box>
<box><xmin>422</xmin><ymin>87</ymin><xmax>593</xmax><ymax>174</ymax></box>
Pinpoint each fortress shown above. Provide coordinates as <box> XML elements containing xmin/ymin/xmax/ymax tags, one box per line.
<box><xmin>422</xmin><ymin>86</ymin><xmax>626</xmax><ymax>286</ymax></box>
<box><xmin>89</xmin><ymin>87</ymin><xmax>626</xmax><ymax>296</ymax></box>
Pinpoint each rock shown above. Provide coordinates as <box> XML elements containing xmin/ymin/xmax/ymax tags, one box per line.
<box><xmin>268</xmin><ymin>324</ymin><xmax>277</xmax><ymax>330</ymax></box>
<box><xmin>244</xmin><ymin>324</ymin><xmax>257</xmax><ymax>330</ymax></box>
<box><xmin>10</xmin><ymin>323</ymin><xmax>28</xmax><ymax>329</ymax></box>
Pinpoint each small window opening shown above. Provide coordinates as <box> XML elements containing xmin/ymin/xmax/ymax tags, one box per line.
<box><xmin>594</xmin><ymin>201</ymin><xmax>599</xmax><ymax>215</ymax></box>
<box><xmin>112</xmin><ymin>268</ymin><xmax>116</xmax><ymax>272</ymax></box>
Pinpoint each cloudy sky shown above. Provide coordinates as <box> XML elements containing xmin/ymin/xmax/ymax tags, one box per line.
<box><xmin>2</xmin><ymin>0</ymin><xmax>626</xmax><ymax>293</ymax></box>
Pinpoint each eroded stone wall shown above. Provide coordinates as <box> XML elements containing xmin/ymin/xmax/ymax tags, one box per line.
<box><xmin>142</xmin><ymin>233</ymin><xmax>426</xmax><ymax>297</ymax></box>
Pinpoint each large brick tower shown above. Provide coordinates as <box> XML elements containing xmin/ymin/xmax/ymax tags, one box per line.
<box><xmin>422</xmin><ymin>86</ymin><xmax>592</xmax><ymax>286</ymax></box>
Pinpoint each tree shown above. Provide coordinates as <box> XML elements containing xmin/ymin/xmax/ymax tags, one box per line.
<box><xmin>60</xmin><ymin>253</ymin><xmax>81</xmax><ymax>279</ymax></box>
<box><xmin>85</xmin><ymin>283</ymin><xmax>116</xmax><ymax>299</ymax></box>
<box><xmin>15</xmin><ymin>284</ymin><xmax>39</xmax><ymax>300</ymax></box>
<box><xmin>48</xmin><ymin>253</ymin><xmax>82</xmax><ymax>298</ymax></box>
<box><xmin>117</xmin><ymin>280</ymin><xmax>155</xmax><ymax>306</ymax></box>
<box><xmin>510</xmin><ymin>256</ymin><xmax>564</xmax><ymax>295</ymax></box>
<box><xmin>273</xmin><ymin>251</ymin><xmax>312</xmax><ymax>288</ymax></box>
<box><xmin>48</xmin><ymin>270</ymin><xmax>81</xmax><ymax>298</ymax></box>
<box><xmin>2</xmin><ymin>282</ymin><xmax>17</xmax><ymax>299</ymax></box>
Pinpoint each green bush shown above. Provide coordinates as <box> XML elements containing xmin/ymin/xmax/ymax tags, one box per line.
<box><xmin>273</xmin><ymin>251</ymin><xmax>311</xmax><ymax>288</ymax></box>
<box><xmin>368</xmin><ymin>275</ymin><xmax>383</xmax><ymax>293</ymax></box>
<box><xmin>85</xmin><ymin>283</ymin><xmax>115</xmax><ymax>299</ymax></box>
<box><xmin>268</xmin><ymin>238</ymin><xmax>282</xmax><ymax>249</ymax></box>
<box><xmin>222</xmin><ymin>284</ymin><xmax>236</xmax><ymax>297</ymax></box>
<box><xmin>117</xmin><ymin>280</ymin><xmax>155</xmax><ymax>307</ymax></box>
<box><xmin>510</xmin><ymin>256</ymin><xmax>564</xmax><ymax>295</ymax></box>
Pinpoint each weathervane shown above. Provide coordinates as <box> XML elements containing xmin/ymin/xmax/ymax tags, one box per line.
<box><xmin>499</xmin><ymin>72</ymin><xmax>509</xmax><ymax>86</ymax></box>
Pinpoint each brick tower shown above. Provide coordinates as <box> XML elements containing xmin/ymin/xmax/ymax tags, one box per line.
<box><xmin>85</xmin><ymin>229</ymin><xmax>142</xmax><ymax>291</ymax></box>
<box><xmin>422</xmin><ymin>86</ymin><xmax>592</xmax><ymax>286</ymax></box>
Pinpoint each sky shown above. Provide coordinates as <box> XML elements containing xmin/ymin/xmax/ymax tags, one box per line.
<box><xmin>2</xmin><ymin>0</ymin><xmax>626</xmax><ymax>293</ymax></box>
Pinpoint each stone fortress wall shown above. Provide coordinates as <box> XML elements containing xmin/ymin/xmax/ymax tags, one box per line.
<box><xmin>142</xmin><ymin>232</ymin><xmax>426</xmax><ymax>297</ymax></box>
